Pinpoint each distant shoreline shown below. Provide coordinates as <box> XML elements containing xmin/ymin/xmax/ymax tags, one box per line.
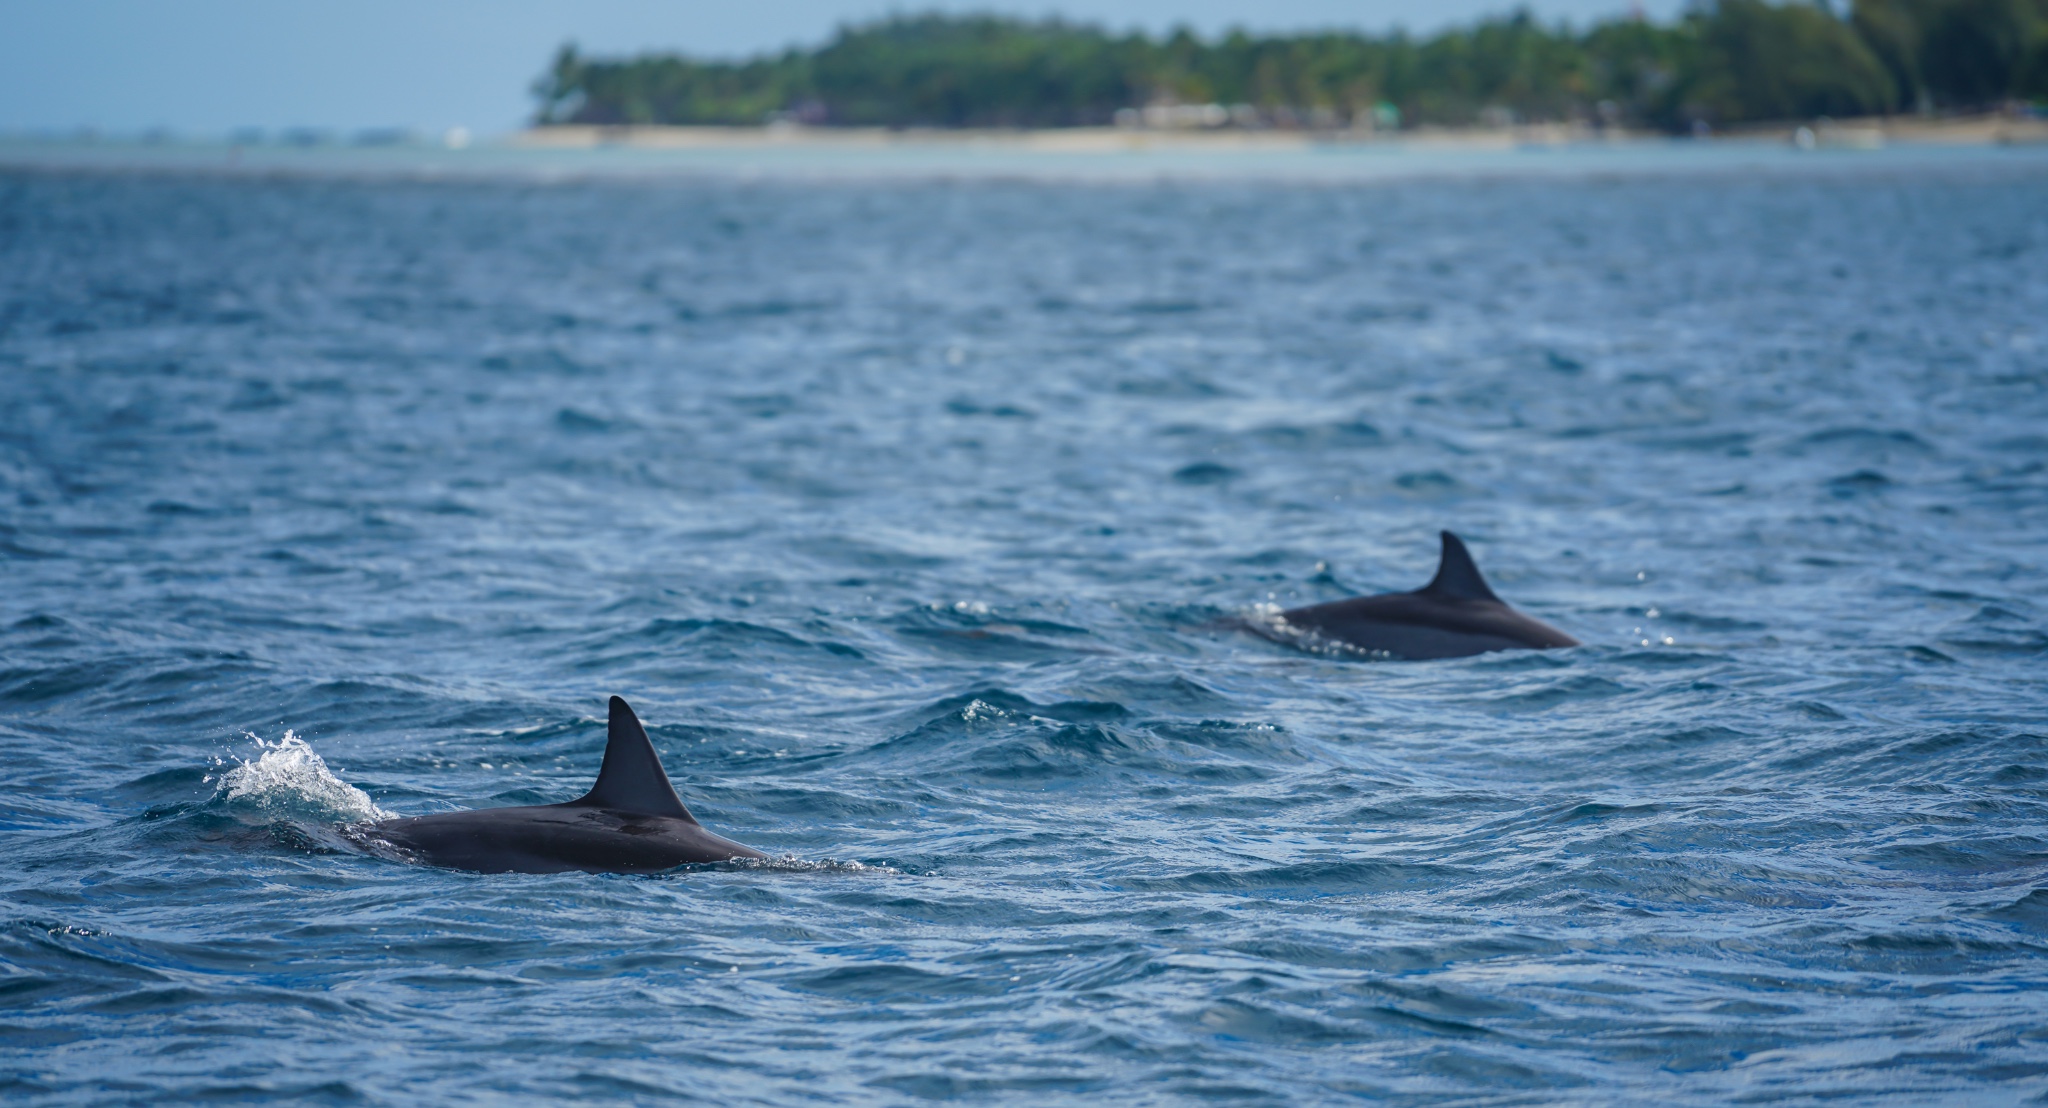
<box><xmin>513</xmin><ymin>113</ymin><xmax>2048</xmax><ymax>152</ymax></box>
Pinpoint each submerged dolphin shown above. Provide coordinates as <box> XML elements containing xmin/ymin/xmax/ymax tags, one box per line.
<box><xmin>366</xmin><ymin>696</ymin><xmax>767</xmax><ymax>874</ymax></box>
<box><xmin>1248</xmin><ymin>531</ymin><xmax>1579</xmax><ymax>660</ymax></box>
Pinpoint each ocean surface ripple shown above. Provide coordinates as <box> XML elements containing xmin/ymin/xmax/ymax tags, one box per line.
<box><xmin>2</xmin><ymin>165</ymin><xmax>2045</xmax><ymax>1104</ymax></box>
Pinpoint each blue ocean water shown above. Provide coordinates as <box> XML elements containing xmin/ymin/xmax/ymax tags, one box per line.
<box><xmin>1</xmin><ymin>159</ymin><xmax>2045</xmax><ymax>1104</ymax></box>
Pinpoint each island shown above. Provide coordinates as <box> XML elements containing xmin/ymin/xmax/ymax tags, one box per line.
<box><xmin>527</xmin><ymin>4</ymin><xmax>2048</xmax><ymax>137</ymax></box>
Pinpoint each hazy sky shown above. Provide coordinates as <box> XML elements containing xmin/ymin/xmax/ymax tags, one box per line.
<box><xmin>2</xmin><ymin>0</ymin><xmax>1683</xmax><ymax>135</ymax></box>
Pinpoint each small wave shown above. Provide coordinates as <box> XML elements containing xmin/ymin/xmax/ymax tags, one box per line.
<box><xmin>1173</xmin><ymin>461</ymin><xmax>1239</xmax><ymax>485</ymax></box>
<box><xmin>1793</xmin><ymin>426</ymin><xmax>1935</xmax><ymax>456</ymax></box>
<box><xmin>211</xmin><ymin>732</ymin><xmax>390</xmax><ymax>825</ymax></box>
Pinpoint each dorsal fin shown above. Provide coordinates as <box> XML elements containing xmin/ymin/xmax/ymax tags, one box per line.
<box><xmin>571</xmin><ymin>696</ymin><xmax>697</xmax><ymax>822</ymax></box>
<box><xmin>1421</xmin><ymin>531</ymin><xmax>1500</xmax><ymax>602</ymax></box>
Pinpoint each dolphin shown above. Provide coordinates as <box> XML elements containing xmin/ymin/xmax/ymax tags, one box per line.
<box><xmin>1247</xmin><ymin>531</ymin><xmax>1579</xmax><ymax>660</ymax></box>
<box><xmin>365</xmin><ymin>696</ymin><xmax>767</xmax><ymax>874</ymax></box>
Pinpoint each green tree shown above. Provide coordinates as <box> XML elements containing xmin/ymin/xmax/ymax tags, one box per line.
<box><xmin>1679</xmin><ymin>0</ymin><xmax>1896</xmax><ymax>123</ymax></box>
<box><xmin>1919</xmin><ymin>0</ymin><xmax>2043</xmax><ymax>103</ymax></box>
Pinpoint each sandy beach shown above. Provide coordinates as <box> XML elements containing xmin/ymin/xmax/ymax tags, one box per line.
<box><xmin>6</xmin><ymin>113</ymin><xmax>2044</xmax><ymax>183</ymax></box>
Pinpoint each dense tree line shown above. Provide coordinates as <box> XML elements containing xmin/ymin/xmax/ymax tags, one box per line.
<box><xmin>533</xmin><ymin>1</ymin><xmax>2048</xmax><ymax>131</ymax></box>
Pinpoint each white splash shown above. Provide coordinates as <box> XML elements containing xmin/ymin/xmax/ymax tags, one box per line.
<box><xmin>1242</xmin><ymin>604</ymin><xmax>1394</xmax><ymax>660</ymax></box>
<box><xmin>727</xmin><ymin>855</ymin><xmax>901</xmax><ymax>876</ymax></box>
<box><xmin>214</xmin><ymin>731</ymin><xmax>392</xmax><ymax>824</ymax></box>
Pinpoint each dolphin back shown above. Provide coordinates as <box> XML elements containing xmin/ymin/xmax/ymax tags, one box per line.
<box><xmin>363</xmin><ymin>695</ymin><xmax>766</xmax><ymax>874</ymax></box>
<box><xmin>1264</xmin><ymin>530</ymin><xmax>1579</xmax><ymax>658</ymax></box>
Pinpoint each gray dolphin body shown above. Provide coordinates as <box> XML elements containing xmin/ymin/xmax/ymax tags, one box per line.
<box><xmin>1253</xmin><ymin>531</ymin><xmax>1579</xmax><ymax>660</ymax></box>
<box><xmin>366</xmin><ymin>697</ymin><xmax>766</xmax><ymax>874</ymax></box>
